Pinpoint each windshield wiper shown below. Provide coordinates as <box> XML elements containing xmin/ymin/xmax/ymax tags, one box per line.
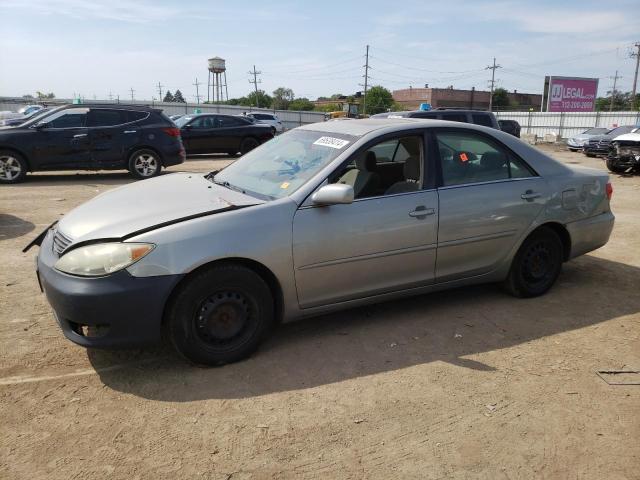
<box><xmin>211</xmin><ymin>175</ymin><xmax>246</xmax><ymax>194</ymax></box>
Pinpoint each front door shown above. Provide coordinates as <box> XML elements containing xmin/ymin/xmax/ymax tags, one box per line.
<box><xmin>180</xmin><ymin>115</ymin><xmax>220</xmax><ymax>153</ymax></box>
<box><xmin>433</xmin><ymin>128</ymin><xmax>547</xmax><ymax>282</ymax></box>
<box><xmin>292</xmin><ymin>133</ymin><xmax>439</xmax><ymax>308</ymax></box>
<box><xmin>31</xmin><ymin>107</ymin><xmax>92</xmax><ymax>169</ymax></box>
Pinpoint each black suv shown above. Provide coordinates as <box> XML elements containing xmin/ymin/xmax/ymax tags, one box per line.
<box><xmin>371</xmin><ymin>108</ymin><xmax>500</xmax><ymax>129</ymax></box>
<box><xmin>0</xmin><ymin>104</ymin><xmax>185</xmax><ymax>184</ymax></box>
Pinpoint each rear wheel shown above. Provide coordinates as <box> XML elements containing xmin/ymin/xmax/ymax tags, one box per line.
<box><xmin>504</xmin><ymin>227</ymin><xmax>563</xmax><ymax>298</ymax></box>
<box><xmin>606</xmin><ymin>158</ymin><xmax>627</xmax><ymax>174</ymax></box>
<box><xmin>128</xmin><ymin>149</ymin><xmax>161</xmax><ymax>179</ymax></box>
<box><xmin>240</xmin><ymin>137</ymin><xmax>259</xmax><ymax>155</ymax></box>
<box><xmin>584</xmin><ymin>152</ymin><xmax>596</xmax><ymax>157</ymax></box>
<box><xmin>165</xmin><ymin>264</ymin><xmax>274</xmax><ymax>366</ymax></box>
<box><xmin>0</xmin><ymin>151</ymin><xmax>28</xmax><ymax>184</ymax></box>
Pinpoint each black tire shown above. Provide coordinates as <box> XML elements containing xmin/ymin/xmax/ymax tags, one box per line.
<box><xmin>226</xmin><ymin>151</ymin><xmax>238</xmax><ymax>157</ymax></box>
<box><xmin>128</xmin><ymin>149</ymin><xmax>162</xmax><ymax>179</ymax></box>
<box><xmin>270</xmin><ymin>126</ymin><xmax>276</xmax><ymax>136</ymax></box>
<box><xmin>606</xmin><ymin>158</ymin><xmax>627</xmax><ymax>174</ymax></box>
<box><xmin>504</xmin><ymin>227</ymin><xmax>563</xmax><ymax>298</ymax></box>
<box><xmin>239</xmin><ymin>137</ymin><xmax>259</xmax><ymax>155</ymax></box>
<box><xmin>165</xmin><ymin>264</ymin><xmax>274</xmax><ymax>366</ymax></box>
<box><xmin>0</xmin><ymin>150</ymin><xmax>28</xmax><ymax>184</ymax></box>
<box><xmin>584</xmin><ymin>151</ymin><xmax>596</xmax><ymax>157</ymax></box>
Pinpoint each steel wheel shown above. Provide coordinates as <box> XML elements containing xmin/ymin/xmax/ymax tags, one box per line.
<box><xmin>133</xmin><ymin>153</ymin><xmax>159</xmax><ymax>177</ymax></box>
<box><xmin>0</xmin><ymin>155</ymin><xmax>22</xmax><ymax>181</ymax></box>
<box><xmin>194</xmin><ymin>290</ymin><xmax>253</xmax><ymax>347</ymax></box>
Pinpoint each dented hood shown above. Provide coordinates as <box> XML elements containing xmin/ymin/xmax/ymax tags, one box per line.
<box><xmin>57</xmin><ymin>173</ymin><xmax>262</xmax><ymax>243</ymax></box>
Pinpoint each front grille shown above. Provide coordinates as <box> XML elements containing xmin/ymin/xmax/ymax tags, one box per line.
<box><xmin>52</xmin><ymin>229</ymin><xmax>72</xmax><ymax>255</ymax></box>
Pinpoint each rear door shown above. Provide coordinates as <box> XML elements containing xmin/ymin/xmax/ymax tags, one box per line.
<box><xmin>31</xmin><ymin>107</ymin><xmax>91</xmax><ymax>169</ymax></box>
<box><xmin>88</xmin><ymin>108</ymin><xmax>145</xmax><ymax>169</ymax></box>
<box><xmin>434</xmin><ymin>128</ymin><xmax>547</xmax><ymax>282</ymax></box>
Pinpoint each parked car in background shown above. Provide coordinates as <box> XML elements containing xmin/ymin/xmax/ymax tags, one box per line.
<box><xmin>0</xmin><ymin>104</ymin><xmax>185</xmax><ymax>184</ymax></box>
<box><xmin>606</xmin><ymin>128</ymin><xmax>640</xmax><ymax>174</ymax></box>
<box><xmin>245</xmin><ymin>112</ymin><xmax>284</xmax><ymax>134</ymax></box>
<box><xmin>498</xmin><ymin>119</ymin><xmax>521</xmax><ymax>138</ymax></box>
<box><xmin>175</xmin><ymin>113</ymin><xmax>273</xmax><ymax>156</ymax></box>
<box><xmin>566</xmin><ymin>127</ymin><xmax>609</xmax><ymax>151</ymax></box>
<box><xmin>1</xmin><ymin>107</ymin><xmax>54</xmax><ymax>127</ymax></box>
<box><xmin>583</xmin><ymin>125</ymin><xmax>637</xmax><ymax>157</ymax></box>
<box><xmin>29</xmin><ymin>118</ymin><xmax>614</xmax><ymax>365</ymax></box>
<box><xmin>371</xmin><ymin>108</ymin><xmax>500</xmax><ymax>129</ymax></box>
<box><xmin>0</xmin><ymin>104</ymin><xmax>45</xmax><ymax>122</ymax></box>
<box><xmin>169</xmin><ymin>114</ymin><xmax>183</xmax><ymax>122</ymax></box>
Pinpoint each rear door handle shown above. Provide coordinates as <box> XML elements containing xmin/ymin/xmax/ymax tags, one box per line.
<box><xmin>73</xmin><ymin>133</ymin><xmax>87</xmax><ymax>138</ymax></box>
<box><xmin>409</xmin><ymin>206</ymin><xmax>435</xmax><ymax>218</ymax></box>
<box><xmin>521</xmin><ymin>191</ymin><xmax>541</xmax><ymax>201</ymax></box>
<box><xmin>123</xmin><ymin>130</ymin><xmax>137</xmax><ymax>134</ymax></box>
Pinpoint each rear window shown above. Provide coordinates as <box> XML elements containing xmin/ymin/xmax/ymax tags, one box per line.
<box><xmin>411</xmin><ymin>112</ymin><xmax>437</xmax><ymax>119</ymax></box>
<box><xmin>253</xmin><ymin>114</ymin><xmax>274</xmax><ymax>120</ymax></box>
<box><xmin>126</xmin><ymin>111</ymin><xmax>149</xmax><ymax>122</ymax></box>
<box><xmin>88</xmin><ymin>109</ymin><xmax>126</xmax><ymax>127</ymax></box>
<box><xmin>472</xmin><ymin>114</ymin><xmax>494</xmax><ymax>127</ymax></box>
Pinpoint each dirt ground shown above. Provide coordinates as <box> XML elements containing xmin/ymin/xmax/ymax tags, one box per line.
<box><xmin>0</xmin><ymin>145</ymin><xmax>638</xmax><ymax>479</ymax></box>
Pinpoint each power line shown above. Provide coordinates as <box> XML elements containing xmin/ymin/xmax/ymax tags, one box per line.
<box><xmin>486</xmin><ymin>57</ymin><xmax>502</xmax><ymax>111</ymax></box>
<box><xmin>248</xmin><ymin>65</ymin><xmax>262</xmax><ymax>107</ymax></box>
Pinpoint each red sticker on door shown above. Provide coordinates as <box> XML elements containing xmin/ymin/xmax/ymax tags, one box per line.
<box><xmin>459</xmin><ymin>152</ymin><xmax>469</xmax><ymax>162</ymax></box>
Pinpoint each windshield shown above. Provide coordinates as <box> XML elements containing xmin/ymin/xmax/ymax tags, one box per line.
<box><xmin>174</xmin><ymin>116</ymin><xmax>195</xmax><ymax>127</ymax></box>
<box><xmin>213</xmin><ymin>129</ymin><xmax>356</xmax><ymax>200</ymax></box>
<box><xmin>21</xmin><ymin>105</ymin><xmax>66</xmax><ymax>127</ymax></box>
<box><xmin>583</xmin><ymin>128</ymin><xmax>607</xmax><ymax>135</ymax></box>
<box><xmin>607</xmin><ymin>126</ymin><xmax>633</xmax><ymax>136</ymax></box>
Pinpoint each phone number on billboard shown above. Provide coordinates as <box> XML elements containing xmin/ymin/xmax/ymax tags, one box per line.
<box><xmin>557</xmin><ymin>101</ymin><xmax>594</xmax><ymax>109</ymax></box>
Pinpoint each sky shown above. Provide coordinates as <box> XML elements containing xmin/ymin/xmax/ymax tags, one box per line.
<box><xmin>0</xmin><ymin>0</ymin><xmax>639</xmax><ymax>102</ymax></box>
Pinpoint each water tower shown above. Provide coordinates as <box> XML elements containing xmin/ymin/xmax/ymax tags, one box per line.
<box><xmin>207</xmin><ymin>57</ymin><xmax>228</xmax><ymax>103</ymax></box>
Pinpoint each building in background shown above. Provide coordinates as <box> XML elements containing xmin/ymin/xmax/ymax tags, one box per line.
<box><xmin>392</xmin><ymin>86</ymin><xmax>542</xmax><ymax>111</ymax></box>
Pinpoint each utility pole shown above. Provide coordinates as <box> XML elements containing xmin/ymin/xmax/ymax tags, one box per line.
<box><xmin>193</xmin><ymin>78</ymin><xmax>202</xmax><ymax>104</ymax></box>
<box><xmin>631</xmin><ymin>42</ymin><xmax>640</xmax><ymax>108</ymax></box>
<box><xmin>362</xmin><ymin>45</ymin><xmax>370</xmax><ymax>116</ymax></box>
<box><xmin>486</xmin><ymin>57</ymin><xmax>502</xmax><ymax>111</ymax></box>
<box><xmin>130</xmin><ymin>88</ymin><xmax>135</xmax><ymax>102</ymax></box>
<box><xmin>248</xmin><ymin>65</ymin><xmax>262</xmax><ymax>107</ymax></box>
<box><xmin>156</xmin><ymin>82</ymin><xmax>164</xmax><ymax>101</ymax></box>
<box><xmin>609</xmin><ymin>70</ymin><xmax>622</xmax><ymax>112</ymax></box>
<box><xmin>108</xmin><ymin>91</ymin><xmax>113</xmax><ymax>101</ymax></box>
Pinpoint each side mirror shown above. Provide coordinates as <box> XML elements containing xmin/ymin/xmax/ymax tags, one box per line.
<box><xmin>34</xmin><ymin>121</ymin><xmax>48</xmax><ymax>129</ymax></box>
<box><xmin>182</xmin><ymin>124</ymin><xmax>192</xmax><ymax>130</ymax></box>
<box><xmin>311</xmin><ymin>184</ymin><xmax>354</xmax><ymax>205</ymax></box>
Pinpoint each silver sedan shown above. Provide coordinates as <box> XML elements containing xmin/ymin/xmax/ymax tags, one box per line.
<box><xmin>32</xmin><ymin>118</ymin><xmax>615</xmax><ymax>365</ymax></box>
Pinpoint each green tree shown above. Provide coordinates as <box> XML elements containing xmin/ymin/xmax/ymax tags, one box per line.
<box><xmin>173</xmin><ymin>89</ymin><xmax>186</xmax><ymax>103</ymax></box>
<box><xmin>595</xmin><ymin>90</ymin><xmax>637</xmax><ymax>111</ymax></box>
<box><xmin>314</xmin><ymin>103</ymin><xmax>341</xmax><ymax>112</ymax></box>
<box><xmin>35</xmin><ymin>91</ymin><xmax>55</xmax><ymax>100</ymax></box>
<box><xmin>163</xmin><ymin>90</ymin><xmax>174</xmax><ymax>102</ymax></box>
<box><xmin>289</xmin><ymin>98</ymin><xmax>315</xmax><ymax>111</ymax></box>
<box><xmin>491</xmin><ymin>88</ymin><xmax>510</xmax><ymax>109</ymax></box>
<box><xmin>246</xmin><ymin>90</ymin><xmax>272</xmax><ymax>108</ymax></box>
<box><xmin>272</xmin><ymin>87</ymin><xmax>294</xmax><ymax>110</ymax></box>
<box><xmin>363</xmin><ymin>85</ymin><xmax>394</xmax><ymax>115</ymax></box>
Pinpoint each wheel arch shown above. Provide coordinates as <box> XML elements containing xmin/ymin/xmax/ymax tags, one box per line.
<box><xmin>0</xmin><ymin>146</ymin><xmax>32</xmax><ymax>171</ymax></box>
<box><xmin>162</xmin><ymin>257</ymin><xmax>285</xmax><ymax>327</ymax></box>
<box><xmin>533</xmin><ymin>222</ymin><xmax>572</xmax><ymax>262</ymax></box>
<box><xmin>127</xmin><ymin>145</ymin><xmax>165</xmax><ymax>166</ymax></box>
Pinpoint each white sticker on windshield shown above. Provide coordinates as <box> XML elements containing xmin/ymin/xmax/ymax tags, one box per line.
<box><xmin>313</xmin><ymin>136</ymin><xmax>350</xmax><ymax>149</ymax></box>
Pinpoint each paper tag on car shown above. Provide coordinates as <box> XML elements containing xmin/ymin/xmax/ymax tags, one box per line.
<box><xmin>313</xmin><ymin>137</ymin><xmax>350</xmax><ymax>149</ymax></box>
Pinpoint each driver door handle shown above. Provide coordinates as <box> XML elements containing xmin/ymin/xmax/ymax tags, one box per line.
<box><xmin>521</xmin><ymin>190</ymin><xmax>541</xmax><ymax>201</ymax></box>
<box><xmin>409</xmin><ymin>206</ymin><xmax>435</xmax><ymax>218</ymax></box>
<box><xmin>73</xmin><ymin>133</ymin><xmax>87</xmax><ymax>138</ymax></box>
<box><xmin>123</xmin><ymin>130</ymin><xmax>137</xmax><ymax>134</ymax></box>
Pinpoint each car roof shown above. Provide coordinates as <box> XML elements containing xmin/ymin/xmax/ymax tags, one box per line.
<box><xmin>299</xmin><ymin>117</ymin><xmax>445</xmax><ymax>136</ymax></box>
<box><xmin>59</xmin><ymin>103</ymin><xmax>159</xmax><ymax>112</ymax></box>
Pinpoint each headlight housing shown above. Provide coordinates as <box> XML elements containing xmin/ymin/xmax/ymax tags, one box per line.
<box><xmin>55</xmin><ymin>242</ymin><xmax>155</xmax><ymax>277</ymax></box>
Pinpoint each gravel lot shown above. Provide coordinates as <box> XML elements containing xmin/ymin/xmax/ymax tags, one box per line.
<box><xmin>1</xmin><ymin>146</ymin><xmax>638</xmax><ymax>479</ymax></box>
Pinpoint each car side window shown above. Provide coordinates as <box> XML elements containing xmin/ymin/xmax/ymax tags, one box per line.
<box><xmin>330</xmin><ymin>135</ymin><xmax>424</xmax><ymax>200</ymax></box>
<box><xmin>441</xmin><ymin>113</ymin><xmax>467</xmax><ymax>123</ymax></box>
<box><xmin>189</xmin><ymin>116</ymin><xmax>216</xmax><ymax>129</ymax></box>
<box><xmin>472</xmin><ymin>114</ymin><xmax>493</xmax><ymax>127</ymax></box>
<box><xmin>219</xmin><ymin>116</ymin><xmax>244</xmax><ymax>127</ymax></box>
<box><xmin>45</xmin><ymin>108</ymin><xmax>88</xmax><ymax>129</ymax></box>
<box><xmin>88</xmin><ymin>109</ymin><xmax>126</xmax><ymax>127</ymax></box>
<box><xmin>435</xmin><ymin>131</ymin><xmax>533</xmax><ymax>186</ymax></box>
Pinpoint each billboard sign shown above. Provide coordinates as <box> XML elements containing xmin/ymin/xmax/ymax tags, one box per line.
<box><xmin>544</xmin><ymin>76</ymin><xmax>599</xmax><ymax>112</ymax></box>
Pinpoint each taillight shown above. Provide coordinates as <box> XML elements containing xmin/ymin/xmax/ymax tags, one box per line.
<box><xmin>161</xmin><ymin>127</ymin><xmax>181</xmax><ymax>137</ymax></box>
<box><xmin>606</xmin><ymin>182</ymin><xmax>613</xmax><ymax>200</ymax></box>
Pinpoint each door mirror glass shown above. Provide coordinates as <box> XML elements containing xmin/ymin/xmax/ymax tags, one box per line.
<box><xmin>312</xmin><ymin>184</ymin><xmax>354</xmax><ymax>205</ymax></box>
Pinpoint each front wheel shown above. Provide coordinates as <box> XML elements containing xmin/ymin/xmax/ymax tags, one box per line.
<box><xmin>165</xmin><ymin>264</ymin><xmax>274</xmax><ymax>366</ymax></box>
<box><xmin>0</xmin><ymin>151</ymin><xmax>28</xmax><ymax>184</ymax></box>
<box><xmin>128</xmin><ymin>149</ymin><xmax>161</xmax><ymax>179</ymax></box>
<box><xmin>504</xmin><ymin>227</ymin><xmax>563</xmax><ymax>298</ymax></box>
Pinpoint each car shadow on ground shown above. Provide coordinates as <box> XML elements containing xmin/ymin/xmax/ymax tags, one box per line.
<box><xmin>88</xmin><ymin>254</ymin><xmax>640</xmax><ymax>400</ymax></box>
<box><xmin>0</xmin><ymin>214</ymin><xmax>35</xmax><ymax>241</ymax></box>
